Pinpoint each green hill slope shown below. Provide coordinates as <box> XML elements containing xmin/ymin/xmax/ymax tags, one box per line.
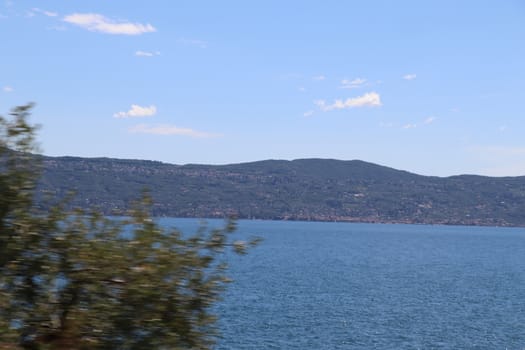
<box><xmin>38</xmin><ymin>156</ymin><xmax>525</xmax><ymax>226</ymax></box>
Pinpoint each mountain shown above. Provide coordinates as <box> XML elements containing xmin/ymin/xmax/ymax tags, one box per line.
<box><xmin>38</xmin><ymin>156</ymin><xmax>525</xmax><ymax>227</ymax></box>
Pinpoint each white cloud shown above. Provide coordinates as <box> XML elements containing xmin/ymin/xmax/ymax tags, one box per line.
<box><xmin>32</xmin><ymin>8</ymin><xmax>58</xmax><ymax>17</ymax></box>
<box><xmin>298</xmin><ymin>86</ymin><xmax>306</xmax><ymax>92</ymax></box>
<box><xmin>403</xmin><ymin>74</ymin><xmax>417</xmax><ymax>80</ymax></box>
<box><xmin>340</xmin><ymin>78</ymin><xmax>366</xmax><ymax>89</ymax></box>
<box><xmin>177</xmin><ymin>38</ymin><xmax>207</xmax><ymax>48</ymax></box>
<box><xmin>129</xmin><ymin>124</ymin><xmax>220</xmax><ymax>138</ymax></box>
<box><xmin>303</xmin><ymin>110</ymin><xmax>314</xmax><ymax>117</ymax></box>
<box><xmin>3</xmin><ymin>86</ymin><xmax>13</xmax><ymax>92</ymax></box>
<box><xmin>403</xmin><ymin>116</ymin><xmax>436</xmax><ymax>129</ymax></box>
<box><xmin>114</xmin><ymin>105</ymin><xmax>157</xmax><ymax>118</ymax></box>
<box><xmin>63</xmin><ymin>13</ymin><xmax>156</xmax><ymax>35</ymax></box>
<box><xmin>379</xmin><ymin>122</ymin><xmax>394</xmax><ymax>128</ymax></box>
<box><xmin>43</xmin><ymin>10</ymin><xmax>58</xmax><ymax>17</ymax></box>
<box><xmin>135</xmin><ymin>50</ymin><xmax>160</xmax><ymax>57</ymax></box>
<box><xmin>499</xmin><ymin>125</ymin><xmax>507</xmax><ymax>132</ymax></box>
<box><xmin>424</xmin><ymin>116</ymin><xmax>437</xmax><ymax>124</ymax></box>
<box><xmin>315</xmin><ymin>92</ymin><xmax>382</xmax><ymax>112</ymax></box>
<box><xmin>313</xmin><ymin>75</ymin><xmax>326</xmax><ymax>81</ymax></box>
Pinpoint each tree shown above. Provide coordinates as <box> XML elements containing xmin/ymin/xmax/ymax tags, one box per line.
<box><xmin>0</xmin><ymin>104</ymin><xmax>258</xmax><ymax>349</ymax></box>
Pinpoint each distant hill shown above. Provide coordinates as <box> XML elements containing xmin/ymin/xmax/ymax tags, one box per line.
<box><xmin>38</xmin><ymin>156</ymin><xmax>525</xmax><ymax>227</ymax></box>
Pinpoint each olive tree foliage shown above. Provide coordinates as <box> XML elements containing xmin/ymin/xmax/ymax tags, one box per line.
<box><xmin>0</xmin><ymin>105</ymin><xmax>258</xmax><ymax>349</ymax></box>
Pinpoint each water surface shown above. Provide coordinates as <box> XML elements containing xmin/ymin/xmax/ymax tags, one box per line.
<box><xmin>161</xmin><ymin>219</ymin><xmax>525</xmax><ymax>349</ymax></box>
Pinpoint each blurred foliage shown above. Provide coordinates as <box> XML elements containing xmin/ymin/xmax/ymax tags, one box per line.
<box><xmin>0</xmin><ymin>105</ymin><xmax>258</xmax><ymax>349</ymax></box>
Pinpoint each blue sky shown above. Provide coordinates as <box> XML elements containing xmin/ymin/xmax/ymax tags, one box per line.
<box><xmin>1</xmin><ymin>1</ymin><xmax>524</xmax><ymax>176</ymax></box>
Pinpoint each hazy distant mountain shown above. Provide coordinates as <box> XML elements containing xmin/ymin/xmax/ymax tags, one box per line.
<box><xmin>38</xmin><ymin>156</ymin><xmax>525</xmax><ymax>227</ymax></box>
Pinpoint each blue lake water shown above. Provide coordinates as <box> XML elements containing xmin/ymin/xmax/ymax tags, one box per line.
<box><xmin>159</xmin><ymin>219</ymin><xmax>525</xmax><ymax>349</ymax></box>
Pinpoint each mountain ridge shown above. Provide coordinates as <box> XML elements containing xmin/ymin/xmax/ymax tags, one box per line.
<box><xmin>38</xmin><ymin>155</ymin><xmax>525</xmax><ymax>227</ymax></box>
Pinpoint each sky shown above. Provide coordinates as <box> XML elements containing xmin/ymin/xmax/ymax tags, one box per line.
<box><xmin>1</xmin><ymin>1</ymin><xmax>524</xmax><ymax>177</ymax></box>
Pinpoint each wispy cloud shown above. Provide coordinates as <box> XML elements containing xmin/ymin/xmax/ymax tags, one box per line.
<box><xmin>129</xmin><ymin>124</ymin><xmax>220</xmax><ymax>138</ymax></box>
<box><xmin>499</xmin><ymin>125</ymin><xmax>507</xmax><ymax>132</ymax></box>
<box><xmin>31</xmin><ymin>8</ymin><xmax>58</xmax><ymax>17</ymax></box>
<box><xmin>63</xmin><ymin>13</ymin><xmax>156</xmax><ymax>35</ymax></box>
<box><xmin>340</xmin><ymin>78</ymin><xmax>366</xmax><ymax>89</ymax></box>
<box><xmin>313</xmin><ymin>75</ymin><xmax>326</xmax><ymax>81</ymax></box>
<box><xmin>424</xmin><ymin>116</ymin><xmax>437</xmax><ymax>124</ymax></box>
<box><xmin>3</xmin><ymin>86</ymin><xmax>13</xmax><ymax>92</ymax></box>
<box><xmin>135</xmin><ymin>50</ymin><xmax>160</xmax><ymax>57</ymax></box>
<box><xmin>314</xmin><ymin>92</ymin><xmax>382</xmax><ymax>112</ymax></box>
<box><xmin>403</xmin><ymin>73</ymin><xmax>417</xmax><ymax>80</ymax></box>
<box><xmin>303</xmin><ymin>110</ymin><xmax>314</xmax><ymax>117</ymax></box>
<box><xmin>177</xmin><ymin>38</ymin><xmax>207</xmax><ymax>48</ymax></box>
<box><xmin>114</xmin><ymin>105</ymin><xmax>157</xmax><ymax>118</ymax></box>
<box><xmin>401</xmin><ymin>116</ymin><xmax>436</xmax><ymax>129</ymax></box>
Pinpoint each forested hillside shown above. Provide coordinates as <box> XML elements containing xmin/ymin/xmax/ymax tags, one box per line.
<box><xmin>38</xmin><ymin>156</ymin><xmax>525</xmax><ymax>226</ymax></box>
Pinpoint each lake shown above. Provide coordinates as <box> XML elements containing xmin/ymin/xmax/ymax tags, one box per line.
<box><xmin>160</xmin><ymin>219</ymin><xmax>525</xmax><ymax>349</ymax></box>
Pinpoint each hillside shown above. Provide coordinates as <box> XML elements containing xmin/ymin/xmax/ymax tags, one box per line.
<box><xmin>38</xmin><ymin>156</ymin><xmax>525</xmax><ymax>226</ymax></box>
